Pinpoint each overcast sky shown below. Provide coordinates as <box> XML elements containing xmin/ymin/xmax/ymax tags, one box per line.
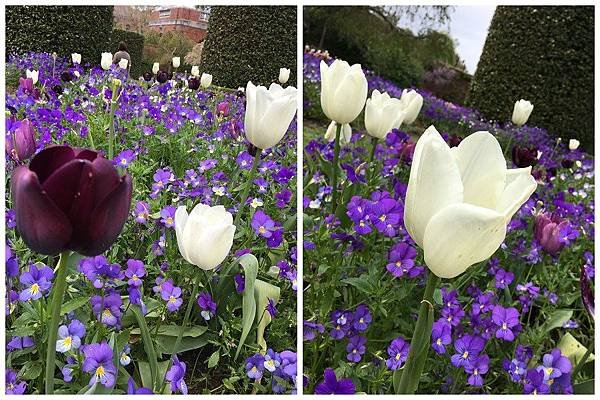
<box><xmin>399</xmin><ymin>6</ymin><xmax>496</xmax><ymax>74</ymax></box>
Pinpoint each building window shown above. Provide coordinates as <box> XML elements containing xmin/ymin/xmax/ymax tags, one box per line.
<box><xmin>159</xmin><ymin>9</ymin><xmax>170</xmax><ymax>18</ymax></box>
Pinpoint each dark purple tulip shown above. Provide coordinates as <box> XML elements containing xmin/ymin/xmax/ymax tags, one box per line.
<box><xmin>142</xmin><ymin>72</ymin><xmax>153</xmax><ymax>82</ymax></box>
<box><xmin>187</xmin><ymin>77</ymin><xmax>200</xmax><ymax>90</ymax></box>
<box><xmin>236</xmin><ymin>89</ymin><xmax>245</xmax><ymax>98</ymax></box>
<box><xmin>448</xmin><ymin>134</ymin><xmax>462</xmax><ymax>148</ymax></box>
<box><xmin>6</xmin><ymin>119</ymin><xmax>36</xmax><ymax>162</ymax></box>
<box><xmin>11</xmin><ymin>145</ymin><xmax>132</xmax><ymax>256</ymax></box>
<box><xmin>60</xmin><ymin>71</ymin><xmax>73</xmax><ymax>82</ymax></box>
<box><xmin>19</xmin><ymin>77</ymin><xmax>34</xmax><ymax>93</ymax></box>
<box><xmin>580</xmin><ymin>264</ymin><xmax>594</xmax><ymax>319</ymax></box>
<box><xmin>52</xmin><ymin>84</ymin><xmax>63</xmax><ymax>95</ymax></box>
<box><xmin>561</xmin><ymin>158</ymin><xmax>574</xmax><ymax>168</ymax></box>
<box><xmin>534</xmin><ymin>212</ymin><xmax>567</xmax><ymax>255</ymax></box>
<box><xmin>512</xmin><ymin>145</ymin><xmax>538</xmax><ymax>168</ymax></box>
<box><xmin>156</xmin><ymin>70</ymin><xmax>169</xmax><ymax>84</ymax></box>
<box><xmin>216</xmin><ymin>101</ymin><xmax>230</xmax><ymax>117</ymax></box>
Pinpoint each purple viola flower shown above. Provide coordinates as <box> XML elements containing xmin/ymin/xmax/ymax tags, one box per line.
<box><xmin>304</xmin><ymin>320</ymin><xmax>325</xmax><ymax>341</ymax></box>
<box><xmin>491</xmin><ymin>305</ymin><xmax>520</xmax><ymax>341</ymax></box>
<box><xmin>275</xmin><ymin>189</ymin><xmax>292</xmax><ymax>208</ymax></box>
<box><xmin>90</xmin><ymin>292</ymin><xmax>122</xmax><ymax>327</ymax></box>
<box><xmin>465</xmin><ymin>354</ymin><xmax>490</xmax><ymax>387</ymax></box>
<box><xmin>266</xmin><ymin>298</ymin><xmax>278</xmax><ymax>318</ymax></box>
<box><xmin>133</xmin><ymin>201</ymin><xmax>150</xmax><ymax>224</ymax></box>
<box><xmin>431</xmin><ymin>320</ymin><xmax>452</xmax><ymax>354</ymax></box>
<box><xmin>330</xmin><ymin>310</ymin><xmax>352</xmax><ymax>340</ymax></box>
<box><xmin>113</xmin><ymin>149</ymin><xmax>136</xmax><ymax>168</ymax></box>
<box><xmin>254</xmin><ymin>177</ymin><xmax>269</xmax><ymax>193</ymax></box>
<box><xmin>441</xmin><ymin>304</ymin><xmax>465</xmax><ymax>327</ymax></box>
<box><xmin>369</xmin><ymin>198</ymin><xmax>401</xmax><ymax>237</ymax></box>
<box><xmin>494</xmin><ymin>268</ymin><xmax>514</xmax><ymax>289</ymax></box>
<box><xmin>197</xmin><ymin>292</ymin><xmax>217</xmax><ymax>320</ymax></box>
<box><xmin>246</xmin><ymin>354</ymin><xmax>265</xmax><ymax>379</ymax></box>
<box><xmin>346</xmin><ymin>335</ymin><xmax>367</xmax><ymax>363</ymax></box>
<box><xmin>160</xmin><ymin>205</ymin><xmax>176</xmax><ymax>228</ymax></box>
<box><xmin>6</xmin><ymin>244</ymin><xmax>19</xmax><ymax>278</ymax></box>
<box><xmin>252</xmin><ymin>210</ymin><xmax>276</xmax><ymax>238</ymax></box>
<box><xmin>82</xmin><ymin>342</ymin><xmax>117</xmax><ymax>388</ymax></box>
<box><xmin>236</xmin><ymin>151</ymin><xmax>254</xmax><ymax>169</ymax></box>
<box><xmin>540</xmin><ymin>348</ymin><xmax>571</xmax><ymax>383</ymax></box>
<box><xmin>62</xmin><ymin>357</ymin><xmax>76</xmax><ymax>383</ymax></box>
<box><xmin>127</xmin><ymin>377</ymin><xmax>153</xmax><ymax>394</ymax></box>
<box><xmin>153</xmin><ymin>168</ymin><xmax>173</xmax><ymax>189</ymax></box>
<box><xmin>471</xmin><ymin>292</ymin><xmax>495</xmax><ymax>317</ymax></box>
<box><xmin>6</xmin><ymin>369</ymin><xmax>27</xmax><ymax>394</ymax></box>
<box><xmin>314</xmin><ymin>368</ymin><xmax>356</xmax><ymax>394</ymax></box>
<box><xmin>450</xmin><ymin>334</ymin><xmax>485</xmax><ymax>368</ymax></box>
<box><xmin>352</xmin><ymin>304</ymin><xmax>372</xmax><ymax>331</ymax></box>
<box><xmin>234</xmin><ymin>273</ymin><xmax>245</xmax><ymax>293</ymax></box>
<box><xmin>161</xmin><ymin>281</ymin><xmax>183</xmax><ymax>312</ymax></box>
<box><xmin>386</xmin><ymin>336</ymin><xmax>410</xmax><ymax>370</ymax></box>
<box><xmin>503</xmin><ymin>357</ymin><xmax>527</xmax><ymax>382</ymax></box>
<box><xmin>19</xmin><ymin>263</ymin><xmax>54</xmax><ymax>301</ymax></box>
<box><xmin>385</xmin><ymin>242</ymin><xmax>422</xmax><ymax>278</ymax></box>
<box><xmin>56</xmin><ymin>319</ymin><xmax>86</xmax><ymax>353</ymax></box>
<box><xmin>7</xmin><ymin>336</ymin><xmax>34</xmax><ymax>352</ymax></box>
<box><xmin>166</xmin><ymin>356</ymin><xmax>187</xmax><ymax>394</ymax></box>
<box><xmin>124</xmin><ymin>259</ymin><xmax>145</xmax><ymax>287</ymax></box>
<box><xmin>263</xmin><ymin>349</ymin><xmax>281</xmax><ymax>372</ymax></box>
<box><xmin>523</xmin><ymin>368</ymin><xmax>550</xmax><ymax>395</ymax></box>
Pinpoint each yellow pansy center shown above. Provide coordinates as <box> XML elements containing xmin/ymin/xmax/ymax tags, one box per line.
<box><xmin>462</xmin><ymin>351</ymin><xmax>469</xmax><ymax>359</ymax></box>
<box><xmin>30</xmin><ymin>283</ymin><xmax>40</xmax><ymax>294</ymax></box>
<box><xmin>259</xmin><ymin>226</ymin><xmax>266</xmax><ymax>234</ymax></box>
<box><xmin>96</xmin><ymin>365</ymin><xmax>105</xmax><ymax>377</ymax></box>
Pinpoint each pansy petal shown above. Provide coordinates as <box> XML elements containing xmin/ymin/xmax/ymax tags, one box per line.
<box><xmin>423</xmin><ymin>203</ymin><xmax>507</xmax><ymax>279</ymax></box>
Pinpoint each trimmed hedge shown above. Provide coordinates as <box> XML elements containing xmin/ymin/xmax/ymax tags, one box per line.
<box><xmin>111</xmin><ymin>29</ymin><xmax>145</xmax><ymax>77</ymax></box>
<box><xmin>6</xmin><ymin>6</ymin><xmax>114</xmax><ymax>65</ymax></box>
<box><xmin>467</xmin><ymin>6</ymin><xmax>594</xmax><ymax>152</ymax></box>
<box><xmin>200</xmin><ymin>6</ymin><xmax>297</xmax><ymax>89</ymax></box>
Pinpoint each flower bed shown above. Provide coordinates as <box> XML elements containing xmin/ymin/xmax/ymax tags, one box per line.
<box><xmin>302</xmin><ymin>49</ymin><xmax>594</xmax><ymax>394</ymax></box>
<box><xmin>5</xmin><ymin>52</ymin><xmax>297</xmax><ymax>394</ymax></box>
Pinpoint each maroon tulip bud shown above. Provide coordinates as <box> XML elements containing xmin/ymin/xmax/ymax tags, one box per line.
<box><xmin>19</xmin><ymin>77</ymin><xmax>34</xmax><ymax>93</ymax></box>
<box><xmin>512</xmin><ymin>145</ymin><xmax>538</xmax><ymax>168</ymax></box>
<box><xmin>6</xmin><ymin>119</ymin><xmax>36</xmax><ymax>162</ymax></box>
<box><xmin>52</xmin><ymin>84</ymin><xmax>64</xmax><ymax>95</ymax></box>
<box><xmin>216</xmin><ymin>101</ymin><xmax>230</xmax><ymax>117</ymax></box>
<box><xmin>561</xmin><ymin>157</ymin><xmax>575</xmax><ymax>168</ymax></box>
<box><xmin>156</xmin><ymin>70</ymin><xmax>169</xmax><ymax>84</ymax></box>
<box><xmin>533</xmin><ymin>212</ymin><xmax>567</xmax><ymax>255</ymax></box>
<box><xmin>399</xmin><ymin>141</ymin><xmax>416</xmax><ymax>163</ymax></box>
<box><xmin>11</xmin><ymin>146</ymin><xmax>132</xmax><ymax>256</ymax></box>
<box><xmin>448</xmin><ymin>134</ymin><xmax>462</xmax><ymax>148</ymax></box>
<box><xmin>580</xmin><ymin>264</ymin><xmax>594</xmax><ymax>320</ymax></box>
<box><xmin>143</xmin><ymin>72</ymin><xmax>153</xmax><ymax>82</ymax></box>
<box><xmin>60</xmin><ymin>71</ymin><xmax>73</xmax><ymax>82</ymax></box>
<box><xmin>187</xmin><ymin>77</ymin><xmax>200</xmax><ymax>90</ymax></box>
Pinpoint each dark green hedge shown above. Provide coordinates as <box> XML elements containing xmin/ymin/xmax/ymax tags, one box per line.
<box><xmin>6</xmin><ymin>6</ymin><xmax>114</xmax><ymax>65</ymax></box>
<box><xmin>111</xmin><ymin>29</ymin><xmax>145</xmax><ymax>77</ymax></box>
<box><xmin>467</xmin><ymin>6</ymin><xmax>594</xmax><ymax>152</ymax></box>
<box><xmin>200</xmin><ymin>6</ymin><xmax>297</xmax><ymax>89</ymax></box>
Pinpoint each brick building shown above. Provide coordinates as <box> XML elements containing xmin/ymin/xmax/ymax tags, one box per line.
<box><xmin>148</xmin><ymin>6</ymin><xmax>210</xmax><ymax>43</ymax></box>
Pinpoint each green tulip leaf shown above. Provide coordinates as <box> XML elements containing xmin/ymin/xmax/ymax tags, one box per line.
<box><xmin>253</xmin><ymin>279</ymin><xmax>280</xmax><ymax>352</ymax></box>
<box><xmin>235</xmin><ymin>253</ymin><xmax>259</xmax><ymax>359</ymax></box>
<box><xmin>130</xmin><ymin>305</ymin><xmax>158</xmax><ymax>390</ymax></box>
<box><xmin>543</xmin><ymin>309</ymin><xmax>573</xmax><ymax>333</ymax></box>
<box><xmin>557</xmin><ymin>333</ymin><xmax>595</xmax><ymax>366</ymax></box>
<box><xmin>60</xmin><ymin>296</ymin><xmax>90</xmax><ymax>316</ymax></box>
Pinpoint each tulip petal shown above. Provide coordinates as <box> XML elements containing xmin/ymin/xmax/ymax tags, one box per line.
<box><xmin>10</xmin><ymin>166</ymin><xmax>72</xmax><ymax>255</ymax></box>
<box><xmin>451</xmin><ymin>131</ymin><xmax>506</xmax><ymax>209</ymax></box>
<box><xmin>29</xmin><ymin>145</ymin><xmax>75</xmax><ymax>184</ymax></box>
<box><xmin>404</xmin><ymin>126</ymin><xmax>463</xmax><ymax>247</ymax></box>
<box><xmin>175</xmin><ymin>206</ymin><xmax>191</xmax><ymax>264</ymax></box>
<box><xmin>497</xmin><ymin>167</ymin><xmax>537</xmax><ymax>221</ymax></box>
<box><xmin>331</xmin><ymin>71</ymin><xmax>367</xmax><ymax>124</ymax></box>
<box><xmin>90</xmin><ymin>157</ymin><xmax>120</xmax><ymax>205</ymax></box>
<box><xmin>423</xmin><ymin>203</ymin><xmax>507</xmax><ymax>279</ymax></box>
<box><xmin>73</xmin><ymin>174</ymin><xmax>132</xmax><ymax>256</ymax></box>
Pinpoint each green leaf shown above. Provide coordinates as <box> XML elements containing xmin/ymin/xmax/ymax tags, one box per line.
<box><xmin>60</xmin><ymin>296</ymin><xmax>90</xmax><ymax>316</ymax></box>
<box><xmin>19</xmin><ymin>361</ymin><xmax>42</xmax><ymax>380</ymax></box>
<box><xmin>138</xmin><ymin>361</ymin><xmax>171</xmax><ymax>392</ymax></box>
<box><xmin>557</xmin><ymin>333</ymin><xmax>595</xmax><ymax>366</ymax></box>
<box><xmin>208</xmin><ymin>349</ymin><xmax>220</xmax><ymax>368</ymax></box>
<box><xmin>130</xmin><ymin>305</ymin><xmax>158</xmax><ymax>391</ymax></box>
<box><xmin>253</xmin><ymin>279</ymin><xmax>281</xmax><ymax>352</ymax></box>
<box><xmin>341</xmin><ymin>275</ymin><xmax>373</xmax><ymax>294</ymax></box>
<box><xmin>235</xmin><ymin>253</ymin><xmax>259</xmax><ymax>359</ymax></box>
<box><xmin>573</xmin><ymin>379</ymin><xmax>594</xmax><ymax>394</ymax></box>
<box><xmin>543</xmin><ymin>309</ymin><xmax>573</xmax><ymax>333</ymax></box>
<box><xmin>155</xmin><ymin>333</ymin><xmax>211</xmax><ymax>355</ymax></box>
<box><xmin>8</xmin><ymin>325</ymin><xmax>37</xmax><ymax>337</ymax></box>
<box><xmin>131</xmin><ymin>325</ymin><xmax>207</xmax><ymax>338</ymax></box>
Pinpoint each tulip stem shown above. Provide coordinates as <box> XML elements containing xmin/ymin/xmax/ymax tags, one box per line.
<box><xmin>330</xmin><ymin>123</ymin><xmax>342</xmax><ymax>215</ymax></box>
<box><xmin>162</xmin><ymin>269</ymin><xmax>203</xmax><ymax>392</ymax></box>
<box><xmin>369</xmin><ymin>137</ymin><xmax>378</xmax><ymax>163</ymax></box>
<box><xmin>44</xmin><ymin>251</ymin><xmax>70</xmax><ymax>394</ymax></box>
<box><xmin>233</xmin><ymin>150</ymin><xmax>261</xmax><ymax>228</ymax></box>
<box><xmin>394</xmin><ymin>272</ymin><xmax>440</xmax><ymax>394</ymax></box>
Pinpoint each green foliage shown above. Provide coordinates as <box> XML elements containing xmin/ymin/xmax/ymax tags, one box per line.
<box><xmin>304</xmin><ymin>6</ymin><xmax>464</xmax><ymax>87</ymax></box>
<box><xmin>142</xmin><ymin>30</ymin><xmax>195</xmax><ymax>71</ymax></box>
<box><xmin>200</xmin><ymin>6</ymin><xmax>297</xmax><ymax>89</ymax></box>
<box><xmin>110</xmin><ymin>29</ymin><xmax>144</xmax><ymax>77</ymax></box>
<box><xmin>6</xmin><ymin>6</ymin><xmax>114</xmax><ymax>64</ymax></box>
<box><xmin>467</xmin><ymin>6</ymin><xmax>594</xmax><ymax>152</ymax></box>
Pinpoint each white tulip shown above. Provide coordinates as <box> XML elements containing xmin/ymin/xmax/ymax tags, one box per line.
<box><xmin>512</xmin><ymin>99</ymin><xmax>533</xmax><ymax>126</ymax></box>
<box><xmin>569</xmin><ymin>139</ymin><xmax>580</xmax><ymax>150</ymax></box>
<box><xmin>404</xmin><ymin>126</ymin><xmax>537</xmax><ymax>279</ymax></box>
<box><xmin>244</xmin><ymin>81</ymin><xmax>297</xmax><ymax>149</ymax></box>
<box><xmin>152</xmin><ymin>62</ymin><xmax>160</xmax><ymax>75</ymax></box>
<box><xmin>172</xmin><ymin>57</ymin><xmax>181</xmax><ymax>68</ymax></box>
<box><xmin>279</xmin><ymin>68</ymin><xmax>290</xmax><ymax>84</ymax></box>
<box><xmin>26</xmin><ymin>69</ymin><xmax>39</xmax><ymax>85</ymax></box>
<box><xmin>118</xmin><ymin>59</ymin><xmax>128</xmax><ymax>69</ymax></box>
<box><xmin>399</xmin><ymin>89</ymin><xmax>423</xmax><ymax>124</ymax></box>
<box><xmin>365</xmin><ymin>90</ymin><xmax>405</xmax><ymax>139</ymax></box>
<box><xmin>100</xmin><ymin>53</ymin><xmax>113</xmax><ymax>70</ymax></box>
<box><xmin>324</xmin><ymin>121</ymin><xmax>352</xmax><ymax>144</ymax></box>
<box><xmin>200</xmin><ymin>73</ymin><xmax>212</xmax><ymax>88</ymax></box>
<box><xmin>320</xmin><ymin>59</ymin><xmax>367</xmax><ymax>124</ymax></box>
<box><xmin>175</xmin><ymin>204</ymin><xmax>236</xmax><ymax>270</ymax></box>
<box><xmin>191</xmin><ymin>66</ymin><xmax>200</xmax><ymax>77</ymax></box>
<box><xmin>71</xmin><ymin>53</ymin><xmax>81</xmax><ymax>64</ymax></box>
